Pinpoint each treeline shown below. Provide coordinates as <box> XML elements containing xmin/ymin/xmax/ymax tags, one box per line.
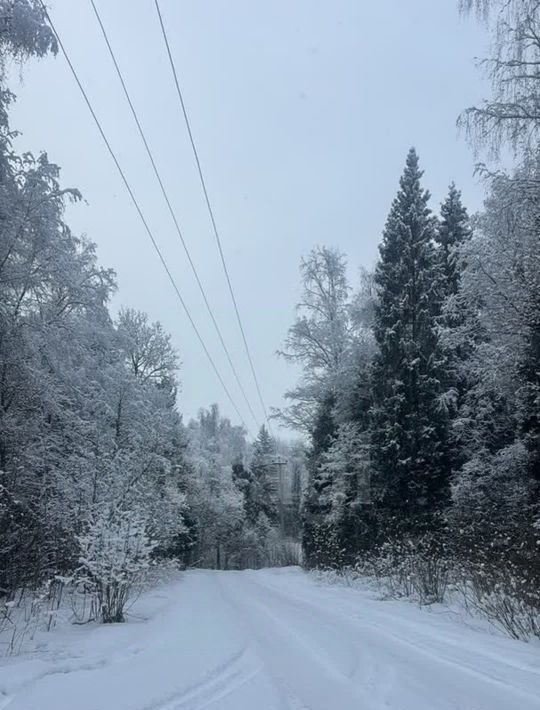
<box><xmin>186</xmin><ymin>410</ymin><xmax>304</xmax><ymax>570</ymax></box>
<box><xmin>0</xmin><ymin>2</ymin><xmax>303</xmax><ymax>628</ymax></box>
<box><xmin>280</xmin><ymin>0</ymin><xmax>539</xmax><ymax>638</ymax></box>
<box><xmin>0</xmin><ymin>5</ymin><xmax>189</xmax><ymax>614</ymax></box>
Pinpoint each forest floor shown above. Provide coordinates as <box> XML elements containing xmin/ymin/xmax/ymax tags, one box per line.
<box><xmin>0</xmin><ymin>567</ymin><xmax>539</xmax><ymax>710</ymax></box>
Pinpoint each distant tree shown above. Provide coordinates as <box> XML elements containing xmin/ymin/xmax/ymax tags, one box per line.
<box><xmin>277</xmin><ymin>246</ymin><xmax>352</xmax><ymax>433</ymax></box>
<box><xmin>186</xmin><ymin>405</ymin><xmax>247</xmax><ymax>569</ymax></box>
<box><xmin>247</xmin><ymin>425</ymin><xmax>278</xmax><ymax>525</ymax></box>
<box><xmin>251</xmin><ymin>424</ymin><xmax>274</xmax><ymax>464</ymax></box>
<box><xmin>117</xmin><ymin>308</ymin><xmax>178</xmax><ymax>386</ymax></box>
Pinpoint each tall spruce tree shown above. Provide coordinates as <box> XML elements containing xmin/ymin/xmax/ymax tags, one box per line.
<box><xmin>435</xmin><ymin>184</ymin><xmax>476</xmax><ymax>470</ymax></box>
<box><xmin>371</xmin><ymin>148</ymin><xmax>450</xmax><ymax>530</ymax></box>
<box><xmin>436</xmin><ymin>183</ymin><xmax>471</xmax><ymax>300</ymax></box>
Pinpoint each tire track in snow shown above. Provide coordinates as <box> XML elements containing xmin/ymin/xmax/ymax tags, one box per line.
<box><xmin>237</xmin><ymin>572</ymin><xmax>394</xmax><ymax>703</ymax></box>
<box><xmin>239</xmin><ymin>571</ymin><xmax>540</xmax><ymax>710</ymax></box>
<box><xmin>0</xmin><ymin>642</ymin><xmax>145</xmax><ymax>705</ymax></box>
<box><xmin>143</xmin><ymin>646</ymin><xmax>261</xmax><ymax>710</ymax></box>
<box><xmin>253</xmin><ymin>571</ymin><xmax>540</xmax><ymax>678</ymax></box>
<box><xmin>216</xmin><ymin>573</ymin><xmax>377</xmax><ymax>710</ymax></box>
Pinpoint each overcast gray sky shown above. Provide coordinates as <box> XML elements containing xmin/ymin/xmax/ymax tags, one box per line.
<box><xmin>9</xmin><ymin>0</ymin><xmax>489</xmax><ymax>436</ymax></box>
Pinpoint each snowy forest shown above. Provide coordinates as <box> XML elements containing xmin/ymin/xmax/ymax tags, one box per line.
<box><xmin>278</xmin><ymin>0</ymin><xmax>540</xmax><ymax>639</ymax></box>
<box><xmin>0</xmin><ymin>0</ymin><xmax>539</xmax><ymax>649</ymax></box>
<box><xmin>0</xmin><ymin>0</ymin><xmax>305</xmax><ymax>632</ymax></box>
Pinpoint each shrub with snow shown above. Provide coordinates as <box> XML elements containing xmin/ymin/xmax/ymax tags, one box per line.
<box><xmin>76</xmin><ymin>507</ymin><xmax>155</xmax><ymax>623</ymax></box>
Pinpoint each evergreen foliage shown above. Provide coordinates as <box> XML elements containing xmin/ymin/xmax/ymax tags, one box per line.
<box><xmin>370</xmin><ymin>148</ymin><xmax>451</xmax><ymax>526</ymax></box>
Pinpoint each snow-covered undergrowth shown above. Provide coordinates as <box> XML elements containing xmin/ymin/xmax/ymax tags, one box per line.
<box><xmin>311</xmin><ymin>551</ymin><xmax>540</xmax><ymax>642</ymax></box>
<box><xmin>0</xmin><ymin>582</ymin><xmax>64</xmax><ymax>657</ymax></box>
<box><xmin>0</xmin><ymin>563</ymin><xmax>180</xmax><ymax>657</ymax></box>
<box><xmin>0</xmin><ymin>511</ymin><xmax>166</xmax><ymax>656</ymax></box>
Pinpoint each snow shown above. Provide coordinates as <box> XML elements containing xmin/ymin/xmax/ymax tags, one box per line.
<box><xmin>1</xmin><ymin>567</ymin><xmax>539</xmax><ymax>710</ymax></box>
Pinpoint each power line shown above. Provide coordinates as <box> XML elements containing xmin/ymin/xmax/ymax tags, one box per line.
<box><xmin>154</xmin><ymin>0</ymin><xmax>272</xmax><ymax>434</ymax></box>
<box><xmin>37</xmin><ymin>0</ymin><xmax>250</xmax><ymax>433</ymax></box>
<box><xmin>88</xmin><ymin>0</ymin><xmax>260</xmax><ymax>431</ymax></box>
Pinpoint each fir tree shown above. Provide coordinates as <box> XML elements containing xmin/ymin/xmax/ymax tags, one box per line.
<box><xmin>371</xmin><ymin>148</ymin><xmax>450</xmax><ymax>530</ymax></box>
<box><xmin>247</xmin><ymin>426</ymin><xmax>278</xmax><ymax>525</ymax></box>
<box><xmin>436</xmin><ymin>183</ymin><xmax>471</xmax><ymax>300</ymax></box>
<box><xmin>435</xmin><ymin>184</ymin><xmax>476</xmax><ymax>471</ymax></box>
<box><xmin>251</xmin><ymin>425</ymin><xmax>274</xmax><ymax>466</ymax></box>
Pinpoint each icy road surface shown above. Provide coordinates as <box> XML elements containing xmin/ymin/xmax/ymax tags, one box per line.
<box><xmin>1</xmin><ymin>567</ymin><xmax>539</xmax><ymax>710</ymax></box>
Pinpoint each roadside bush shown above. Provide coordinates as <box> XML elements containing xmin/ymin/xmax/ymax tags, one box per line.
<box><xmin>454</xmin><ymin>560</ymin><xmax>540</xmax><ymax>640</ymax></box>
<box><xmin>360</xmin><ymin>536</ymin><xmax>450</xmax><ymax>604</ymax></box>
<box><xmin>76</xmin><ymin>506</ymin><xmax>155</xmax><ymax>623</ymax></box>
<box><xmin>347</xmin><ymin>533</ymin><xmax>540</xmax><ymax>641</ymax></box>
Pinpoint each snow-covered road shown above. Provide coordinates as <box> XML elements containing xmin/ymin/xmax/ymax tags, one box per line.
<box><xmin>1</xmin><ymin>568</ymin><xmax>539</xmax><ymax>710</ymax></box>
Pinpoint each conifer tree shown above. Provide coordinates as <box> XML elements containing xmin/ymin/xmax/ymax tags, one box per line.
<box><xmin>435</xmin><ymin>184</ymin><xmax>477</xmax><ymax>470</ymax></box>
<box><xmin>436</xmin><ymin>183</ymin><xmax>471</xmax><ymax>300</ymax></box>
<box><xmin>251</xmin><ymin>425</ymin><xmax>274</xmax><ymax>466</ymax></box>
<box><xmin>371</xmin><ymin>148</ymin><xmax>450</xmax><ymax>530</ymax></box>
<box><xmin>247</xmin><ymin>426</ymin><xmax>278</xmax><ymax>525</ymax></box>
